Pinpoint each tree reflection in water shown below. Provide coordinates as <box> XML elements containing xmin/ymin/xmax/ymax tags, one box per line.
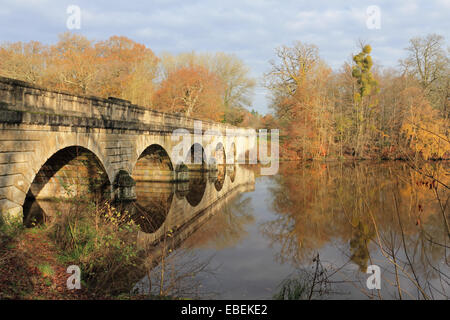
<box><xmin>130</xmin><ymin>182</ymin><xmax>174</xmax><ymax>233</ymax></box>
<box><xmin>182</xmin><ymin>193</ymin><xmax>255</xmax><ymax>250</ymax></box>
<box><xmin>263</xmin><ymin>161</ymin><xmax>449</xmax><ymax>299</ymax></box>
<box><xmin>134</xmin><ymin>165</ymin><xmax>256</xmax><ymax>298</ymax></box>
<box><xmin>186</xmin><ymin>172</ymin><xmax>207</xmax><ymax>207</ymax></box>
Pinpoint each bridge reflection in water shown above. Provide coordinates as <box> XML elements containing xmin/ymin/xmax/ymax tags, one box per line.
<box><xmin>133</xmin><ymin>164</ymin><xmax>254</xmax><ymax>249</ymax></box>
<box><xmin>22</xmin><ymin>164</ymin><xmax>255</xmax><ymax>250</ymax></box>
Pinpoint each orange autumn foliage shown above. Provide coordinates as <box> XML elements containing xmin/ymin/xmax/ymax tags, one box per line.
<box><xmin>399</xmin><ymin>87</ymin><xmax>450</xmax><ymax>160</ymax></box>
<box><xmin>0</xmin><ymin>32</ymin><xmax>258</xmax><ymax>125</ymax></box>
<box><xmin>94</xmin><ymin>36</ymin><xmax>158</xmax><ymax>106</ymax></box>
<box><xmin>153</xmin><ymin>65</ymin><xmax>225</xmax><ymax>121</ymax></box>
<box><xmin>0</xmin><ymin>33</ymin><xmax>159</xmax><ymax>108</ymax></box>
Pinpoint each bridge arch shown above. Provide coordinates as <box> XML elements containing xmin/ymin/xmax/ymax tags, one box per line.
<box><xmin>23</xmin><ymin>145</ymin><xmax>111</xmax><ymax>225</ymax></box>
<box><xmin>185</xmin><ymin>143</ymin><xmax>208</xmax><ymax>171</ymax></box>
<box><xmin>185</xmin><ymin>143</ymin><xmax>207</xmax><ymax>207</ymax></box>
<box><xmin>129</xmin><ymin>144</ymin><xmax>175</xmax><ymax>233</ymax></box>
<box><xmin>28</xmin><ymin>136</ymin><xmax>114</xmax><ymax>187</ymax></box>
<box><xmin>227</xmin><ymin>141</ymin><xmax>237</xmax><ymax>164</ymax></box>
<box><xmin>132</xmin><ymin>144</ymin><xmax>174</xmax><ymax>182</ymax></box>
<box><xmin>214</xmin><ymin>142</ymin><xmax>226</xmax><ymax>191</ymax></box>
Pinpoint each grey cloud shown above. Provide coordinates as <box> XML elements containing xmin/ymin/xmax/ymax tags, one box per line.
<box><xmin>0</xmin><ymin>0</ymin><xmax>448</xmax><ymax>113</ymax></box>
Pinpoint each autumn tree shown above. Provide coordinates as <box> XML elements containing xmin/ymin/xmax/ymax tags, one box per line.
<box><xmin>399</xmin><ymin>87</ymin><xmax>449</xmax><ymax>159</ymax></box>
<box><xmin>401</xmin><ymin>34</ymin><xmax>450</xmax><ymax>120</ymax></box>
<box><xmin>260</xmin><ymin>113</ymin><xmax>277</xmax><ymax>129</ymax></box>
<box><xmin>46</xmin><ymin>32</ymin><xmax>100</xmax><ymax>95</ymax></box>
<box><xmin>153</xmin><ymin>65</ymin><xmax>225</xmax><ymax>121</ymax></box>
<box><xmin>94</xmin><ymin>36</ymin><xmax>159</xmax><ymax>106</ymax></box>
<box><xmin>351</xmin><ymin>44</ymin><xmax>379</xmax><ymax>157</ymax></box>
<box><xmin>265</xmin><ymin>42</ymin><xmax>334</xmax><ymax>159</ymax></box>
<box><xmin>0</xmin><ymin>41</ymin><xmax>49</xmax><ymax>85</ymax></box>
<box><xmin>0</xmin><ymin>33</ymin><xmax>160</xmax><ymax>107</ymax></box>
<box><xmin>159</xmin><ymin>52</ymin><xmax>255</xmax><ymax>124</ymax></box>
<box><xmin>0</xmin><ymin>33</ymin><xmax>254</xmax><ymax>122</ymax></box>
<box><xmin>207</xmin><ymin>53</ymin><xmax>256</xmax><ymax>122</ymax></box>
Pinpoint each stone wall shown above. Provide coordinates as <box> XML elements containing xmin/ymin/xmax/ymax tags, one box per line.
<box><xmin>0</xmin><ymin>76</ymin><xmax>242</xmax><ymax>134</ymax></box>
<box><xmin>0</xmin><ymin>76</ymin><xmax>257</xmax><ymax>223</ymax></box>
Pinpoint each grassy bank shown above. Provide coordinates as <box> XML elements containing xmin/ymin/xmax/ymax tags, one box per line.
<box><xmin>0</xmin><ymin>200</ymin><xmax>148</xmax><ymax>300</ymax></box>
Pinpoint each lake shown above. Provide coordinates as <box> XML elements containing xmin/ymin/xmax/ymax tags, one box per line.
<box><xmin>152</xmin><ymin>161</ymin><xmax>449</xmax><ymax>300</ymax></box>
<box><xmin>24</xmin><ymin>161</ymin><xmax>449</xmax><ymax>300</ymax></box>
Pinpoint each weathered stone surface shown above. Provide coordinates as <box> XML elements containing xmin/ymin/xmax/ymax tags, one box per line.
<box><xmin>0</xmin><ymin>76</ymin><xmax>257</xmax><ymax>223</ymax></box>
<box><xmin>0</xmin><ymin>201</ymin><xmax>23</xmax><ymax>224</ymax></box>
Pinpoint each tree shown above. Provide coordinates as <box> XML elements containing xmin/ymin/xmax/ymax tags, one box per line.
<box><xmin>261</xmin><ymin>114</ymin><xmax>277</xmax><ymax>129</ymax></box>
<box><xmin>47</xmin><ymin>32</ymin><xmax>99</xmax><ymax>95</ymax></box>
<box><xmin>159</xmin><ymin>52</ymin><xmax>255</xmax><ymax>124</ymax></box>
<box><xmin>0</xmin><ymin>41</ymin><xmax>49</xmax><ymax>85</ymax></box>
<box><xmin>153</xmin><ymin>65</ymin><xmax>225</xmax><ymax>121</ymax></box>
<box><xmin>401</xmin><ymin>34</ymin><xmax>449</xmax><ymax>118</ymax></box>
<box><xmin>4</xmin><ymin>33</ymin><xmax>160</xmax><ymax>107</ymax></box>
<box><xmin>402</xmin><ymin>34</ymin><xmax>447</xmax><ymax>91</ymax></box>
<box><xmin>351</xmin><ymin>44</ymin><xmax>379</xmax><ymax>157</ymax></box>
<box><xmin>207</xmin><ymin>52</ymin><xmax>256</xmax><ymax>110</ymax></box>
<box><xmin>266</xmin><ymin>42</ymin><xmax>320</xmax><ymax>99</ymax></box>
<box><xmin>265</xmin><ymin>41</ymin><xmax>334</xmax><ymax>159</ymax></box>
<box><xmin>94</xmin><ymin>36</ymin><xmax>159</xmax><ymax>107</ymax></box>
<box><xmin>399</xmin><ymin>87</ymin><xmax>449</xmax><ymax>160</ymax></box>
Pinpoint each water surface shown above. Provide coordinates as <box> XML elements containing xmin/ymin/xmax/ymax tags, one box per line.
<box><xmin>176</xmin><ymin>161</ymin><xmax>449</xmax><ymax>299</ymax></box>
<box><xmin>24</xmin><ymin>161</ymin><xmax>450</xmax><ymax>299</ymax></box>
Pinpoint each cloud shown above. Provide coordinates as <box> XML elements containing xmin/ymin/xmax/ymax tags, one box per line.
<box><xmin>0</xmin><ymin>0</ymin><xmax>448</xmax><ymax>113</ymax></box>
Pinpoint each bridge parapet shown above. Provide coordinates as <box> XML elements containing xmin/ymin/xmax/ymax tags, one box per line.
<box><xmin>0</xmin><ymin>76</ymin><xmax>248</xmax><ymax>135</ymax></box>
<box><xmin>0</xmin><ymin>77</ymin><xmax>258</xmax><ymax>224</ymax></box>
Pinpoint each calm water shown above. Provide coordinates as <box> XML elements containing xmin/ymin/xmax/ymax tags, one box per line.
<box><xmin>169</xmin><ymin>161</ymin><xmax>449</xmax><ymax>299</ymax></box>
<box><xmin>25</xmin><ymin>161</ymin><xmax>450</xmax><ymax>299</ymax></box>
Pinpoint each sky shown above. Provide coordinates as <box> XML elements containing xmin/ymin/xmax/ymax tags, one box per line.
<box><xmin>0</xmin><ymin>0</ymin><xmax>449</xmax><ymax>114</ymax></box>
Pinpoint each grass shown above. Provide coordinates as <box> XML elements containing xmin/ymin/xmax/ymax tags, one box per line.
<box><xmin>1</xmin><ymin>199</ymin><xmax>149</xmax><ymax>299</ymax></box>
<box><xmin>45</xmin><ymin>199</ymin><xmax>148</xmax><ymax>296</ymax></box>
<box><xmin>273</xmin><ymin>275</ymin><xmax>311</xmax><ymax>300</ymax></box>
<box><xmin>37</xmin><ymin>263</ymin><xmax>55</xmax><ymax>278</ymax></box>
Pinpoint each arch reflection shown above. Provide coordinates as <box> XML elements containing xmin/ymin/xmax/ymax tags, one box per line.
<box><xmin>214</xmin><ymin>143</ymin><xmax>226</xmax><ymax>191</ymax></box>
<box><xmin>23</xmin><ymin>146</ymin><xmax>110</xmax><ymax>226</ymax></box>
<box><xmin>227</xmin><ymin>165</ymin><xmax>236</xmax><ymax>183</ymax></box>
<box><xmin>185</xmin><ymin>144</ymin><xmax>208</xmax><ymax>207</ymax></box>
<box><xmin>130</xmin><ymin>144</ymin><xmax>175</xmax><ymax>232</ymax></box>
<box><xmin>131</xmin><ymin>182</ymin><xmax>174</xmax><ymax>233</ymax></box>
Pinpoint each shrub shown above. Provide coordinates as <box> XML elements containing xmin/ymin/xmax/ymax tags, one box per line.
<box><xmin>47</xmin><ymin>199</ymin><xmax>147</xmax><ymax>296</ymax></box>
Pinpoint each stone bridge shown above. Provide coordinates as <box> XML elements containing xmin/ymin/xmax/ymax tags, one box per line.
<box><xmin>0</xmin><ymin>77</ymin><xmax>257</xmax><ymax>223</ymax></box>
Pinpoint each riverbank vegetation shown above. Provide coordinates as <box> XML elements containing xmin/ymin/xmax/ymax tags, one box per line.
<box><xmin>0</xmin><ymin>198</ymin><xmax>146</xmax><ymax>299</ymax></box>
<box><xmin>0</xmin><ymin>197</ymin><xmax>211</xmax><ymax>299</ymax></box>
<box><xmin>1</xmin><ymin>33</ymin><xmax>447</xmax><ymax>161</ymax></box>
<box><xmin>0</xmin><ymin>33</ymin><xmax>260</xmax><ymax>127</ymax></box>
<box><xmin>265</xmin><ymin>34</ymin><xmax>449</xmax><ymax>161</ymax></box>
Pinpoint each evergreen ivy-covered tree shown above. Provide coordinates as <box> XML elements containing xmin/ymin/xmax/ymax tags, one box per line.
<box><xmin>352</xmin><ymin>45</ymin><xmax>378</xmax><ymax>101</ymax></box>
<box><xmin>351</xmin><ymin>44</ymin><xmax>379</xmax><ymax>157</ymax></box>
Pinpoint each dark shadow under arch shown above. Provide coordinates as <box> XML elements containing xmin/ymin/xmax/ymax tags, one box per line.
<box><xmin>131</xmin><ymin>144</ymin><xmax>175</xmax><ymax>233</ymax></box>
<box><xmin>133</xmin><ymin>144</ymin><xmax>174</xmax><ymax>182</ymax></box>
<box><xmin>214</xmin><ymin>142</ymin><xmax>226</xmax><ymax>191</ymax></box>
<box><xmin>228</xmin><ymin>165</ymin><xmax>236</xmax><ymax>183</ymax></box>
<box><xmin>185</xmin><ymin>143</ymin><xmax>207</xmax><ymax>171</ymax></box>
<box><xmin>185</xmin><ymin>144</ymin><xmax>207</xmax><ymax>207</ymax></box>
<box><xmin>23</xmin><ymin>146</ymin><xmax>110</xmax><ymax>226</ymax></box>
